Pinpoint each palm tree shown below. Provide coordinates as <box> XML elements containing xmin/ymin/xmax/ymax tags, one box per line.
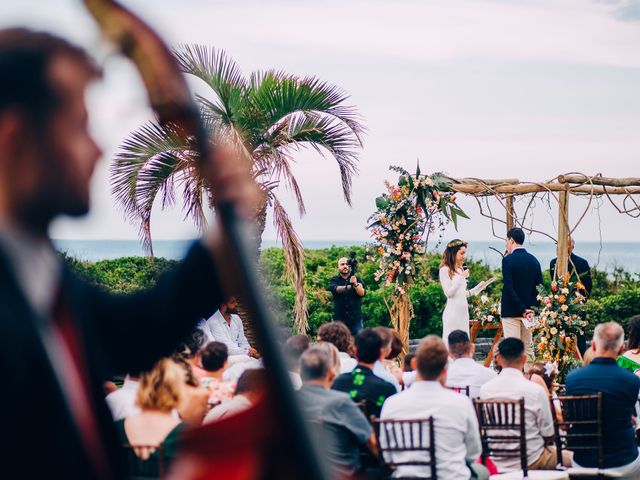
<box><xmin>111</xmin><ymin>45</ymin><xmax>364</xmax><ymax>333</ymax></box>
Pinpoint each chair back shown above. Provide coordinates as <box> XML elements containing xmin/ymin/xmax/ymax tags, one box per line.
<box><xmin>372</xmin><ymin>417</ymin><xmax>437</xmax><ymax>479</ymax></box>
<box><xmin>551</xmin><ymin>393</ymin><xmax>603</xmax><ymax>468</ymax></box>
<box><xmin>445</xmin><ymin>385</ymin><xmax>471</xmax><ymax>397</ymax></box>
<box><xmin>120</xmin><ymin>444</ymin><xmax>166</xmax><ymax>479</ymax></box>
<box><xmin>473</xmin><ymin>398</ymin><xmax>528</xmax><ymax>476</ymax></box>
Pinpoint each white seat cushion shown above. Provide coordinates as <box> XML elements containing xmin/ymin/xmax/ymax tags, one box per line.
<box><xmin>490</xmin><ymin>470</ymin><xmax>569</xmax><ymax>480</ymax></box>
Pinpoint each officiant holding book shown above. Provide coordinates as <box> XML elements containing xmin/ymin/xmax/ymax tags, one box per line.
<box><xmin>500</xmin><ymin>228</ymin><xmax>543</xmax><ymax>360</ymax></box>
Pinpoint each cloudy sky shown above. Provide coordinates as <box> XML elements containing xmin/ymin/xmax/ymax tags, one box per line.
<box><xmin>2</xmin><ymin>0</ymin><xmax>640</xmax><ymax>244</ymax></box>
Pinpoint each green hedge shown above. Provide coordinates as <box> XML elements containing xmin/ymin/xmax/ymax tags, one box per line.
<box><xmin>64</xmin><ymin>247</ymin><xmax>639</xmax><ymax>337</ymax></box>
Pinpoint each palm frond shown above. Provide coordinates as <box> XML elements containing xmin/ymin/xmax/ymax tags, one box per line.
<box><xmin>111</xmin><ymin>122</ymin><xmax>196</xmax><ymax>253</ymax></box>
<box><xmin>272</xmin><ymin>195</ymin><xmax>308</xmax><ymax>333</ymax></box>
<box><xmin>174</xmin><ymin>45</ymin><xmax>247</xmax><ymax>124</ymax></box>
<box><xmin>248</xmin><ymin>70</ymin><xmax>365</xmax><ymax>145</ymax></box>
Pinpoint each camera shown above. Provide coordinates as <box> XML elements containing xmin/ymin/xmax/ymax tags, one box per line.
<box><xmin>346</xmin><ymin>251</ymin><xmax>358</xmax><ymax>275</ymax></box>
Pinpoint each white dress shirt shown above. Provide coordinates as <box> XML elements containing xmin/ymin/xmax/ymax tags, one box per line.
<box><xmin>201</xmin><ymin>310</ymin><xmax>251</xmax><ymax>355</ymax></box>
<box><xmin>374</xmin><ymin>360</ymin><xmax>401</xmax><ymax>392</ymax></box>
<box><xmin>105</xmin><ymin>377</ymin><xmax>140</xmax><ymax>421</ymax></box>
<box><xmin>479</xmin><ymin>367</ymin><xmax>554</xmax><ymax>471</ymax></box>
<box><xmin>445</xmin><ymin>357</ymin><xmax>497</xmax><ymax>398</ymax></box>
<box><xmin>380</xmin><ymin>381</ymin><xmax>482</xmax><ymax>479</ymax></box>
<box><xmin>338</xmin><ymin>352</ymin><xmax>357</xmax><ymax>374</ymax></box>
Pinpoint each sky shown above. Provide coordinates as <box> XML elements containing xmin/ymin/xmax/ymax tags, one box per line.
<box><xmin>1</xmin><ymin>0</ymin><xmax>640</xmax><ymax>244</ymax></box>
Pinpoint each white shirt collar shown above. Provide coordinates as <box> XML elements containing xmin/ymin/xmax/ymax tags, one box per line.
<box><xmin>0</xmin><ymin>221</ymin><xmax>60</xmax><ymax>318</ymax></box>
<box><xmin>498</xmin><ymin>367</ymin><xmax>524</xmax><ymax>378</ymax></box>
<box><xmin>407</xmin><ymin>380</ymin><xmax>445</xmax><ymax>391</ymax></box>
<box><xmin>452</xmin><ymin>357</ymin><xmax>476</xmax><ymax>365</ymax></box>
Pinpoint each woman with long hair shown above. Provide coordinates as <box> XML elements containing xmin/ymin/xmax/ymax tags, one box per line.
<box><xmin>617</xmin><ymin>315</ymin><xmax>640</xmax><ymax>375</ymax></box>
<box><xmin>439</xmin><ymin>239</ymin><xmax>492</xmax><ymax>343</ymax></box>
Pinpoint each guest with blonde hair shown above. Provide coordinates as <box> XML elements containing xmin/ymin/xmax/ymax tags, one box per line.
<box><xmin>115</xmin><ymin>358</ymin><xmax>187</xmax><ymax>475</ymax></box>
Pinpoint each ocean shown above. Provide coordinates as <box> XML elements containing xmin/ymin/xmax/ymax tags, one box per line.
<box><xmin>53</xmin><ymin>239</ymin><xmax>640</xmax><ymax>274</ymax></box>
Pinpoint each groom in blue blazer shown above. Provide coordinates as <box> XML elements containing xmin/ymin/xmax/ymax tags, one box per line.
<box><xmin>500</xmin><ymin>228</ymin><xmax>543</xmax><ymax>359</ymax></box>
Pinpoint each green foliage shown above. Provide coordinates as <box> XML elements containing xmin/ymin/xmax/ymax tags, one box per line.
<box><xmin>64</xmin><ymin>248</ymin><xmax>639</xmax><ymax>340</ymax></box>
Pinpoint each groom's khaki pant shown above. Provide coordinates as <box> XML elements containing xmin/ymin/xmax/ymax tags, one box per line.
<box><xmin>501</xmin><ymin>316</ymin><xmax>533</xmax><ymax>360</ymax></box>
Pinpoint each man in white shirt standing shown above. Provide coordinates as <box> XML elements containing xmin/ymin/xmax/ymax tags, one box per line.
<box><xmin>201</xmin><ymin>297</ymin><xmax>259</xmax><ymax>364</ymax></box>
<box><xmin>381</xmin><ymin>335</ymin><xmax>489</xmax><ymax>479</ymax></box>
<box><xmin>446</xmin><ymin>330</ymin><xmax>496</xmax><ymax>398</ymax></box>
<box><xmin>480</xmin><ymin>337</ymin><xmax>571</xmax><ymax>471</ymax></box>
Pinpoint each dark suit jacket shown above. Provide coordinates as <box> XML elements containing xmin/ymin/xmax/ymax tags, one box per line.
<box><xmin>550</xmin><ymin>253</ymin><xmax>592</xmax><ymax>297</ymax></box>
<box><xmin>500</xmin><ymin>248</ymin><xmax>542</xmax><ymax>318</ymax></box>
<box><xmin>565</xmin><ymin>358</ymin><xmax>640</xmax><ymax>468</ymax></box>
<box><xmin>0</xmin><ymin>242</ymin><xmax>222</xmax><ymax>479</ymax></box>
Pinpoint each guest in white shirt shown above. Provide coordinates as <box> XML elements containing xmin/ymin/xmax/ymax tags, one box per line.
<box><xmin>446</xmin><ymin>330</ymin><xmax>497</xmax><ymax>398</ymax></box>
<box><xmin>204</xmin><ymin>368</ymin><xmax>266</xmax><ymax>423</ymax></box>
<box><xmin>105</xmin><ymin>374</ymin><xmax>140</xmax><ymax>421</ymax></box>
<box><xmin>201</xmin><ymin>297</ymin><xmax>260</xmax><ymax>364</ymax></box>
<box><xmin>381</xmin><ymin>335</ymin><xmax>489</xmax><ymax>479</ymax></box>
<box><xmin>373</xmin><ymin>327</ymin><xmax>401</xmax><ymax>392</ymax></box>
<box><xmin>479</xmin><ymin>337</ymin><xmax>571</xmax><ymax>471</ymax></box>
<box><xmin>317</xmin><ymin>321</ymin><xmax>357</xmax><ymax>373</ymax></box>
<box><xmin>283</xmin><ymin>334</ymin><xmax>310</xmax><ymax>390</ymax></box>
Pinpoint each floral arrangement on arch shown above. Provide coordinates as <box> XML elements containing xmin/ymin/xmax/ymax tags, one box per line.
<box><xmin>470</xmin><ymin>294</ymin><xmax>501</xmax><ymax>326</ymax></box>
<box><xmin>367</xmin><ymin>165</ymin><xmax>468</xmax><ymax>295</ymax></box>
<box><xmin>533</xmin><ymin>275</ymin><xmax>588</xmax><ymax>379</ymax></box>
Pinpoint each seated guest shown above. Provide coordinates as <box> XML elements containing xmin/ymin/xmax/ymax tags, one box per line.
<box><xmin>298</xmin><ymin>346</ymin><xmax>376</xmax><ymax>477</ymax></box>
<box><xmin>284</xmin><ymin>334</ymin><xmax>311</xmax><ymax>390</ymax></box>
<box><xmin>402</xmin><ymin>353</ymin><xmax>416</xmax><ymax>388</ymax></box>
<box><xmin>179</xmin><ymin>328</ymin><xmax>208</xmax><ymax>379</ymax></box>
<box><xmin>381</xmin><ymin>336</ymin><xmax>488</xmax><ymax>479</ymax></box>
<box><xmin>383</xmin><ymin>329</ymin><xmax>405</xmax><ymax>385</ymax></box>
<box><xmin>332</xmin><ymin>328</ymin><xmax>396</xmax><ymax>418</ymax></box>
<box><xmin>200</xmin><ymin>297</ymin><xmax>260</xmax><ymax>363</ymax></box>
<box><xmin>566</xmin><ymin>322</ymin><xmax>640</xmax><ymax>477</ymax></box>
<box><xmin>480</xmin><ymin>338</ymin><xmax>570</xmax><ymax>471</ymax></box>
<box><xmin>116</xmin><ymin>359</ymin><xmax>187</xmax><ymax>476</ymax></box>
<box><xmin>106</xmin><ymin>372</ymin><xmax>141</xmax><ymax>421</ymax></box>
<box><xmin>617</xmin><ymin>315</ymin><xmax>640</xmax><ymax>374</ymax></box>
<box><xmin>526</xmin><ymin>362</ymin><xmax>556</xmax><ymax>397</ymax></box>
<box><xmin>199</xmin><ymin>342</ymin><xmax>235</xmax><ymax>406</ymax></box>
<box><xmin>317</xmin><ymin>321</ymin><xmax>357</xmax><ymax>373</ymax></box>
<box><xmin>373</xmin><ymin>327</ymin><xmax>401</xmax><ymax>392</ymax></box>
<box><xmin>446</xmin><ymin>330</ymin><xmax>496</xmax><ymax>398</ymax></box>
<box><xmin>204</xmin><ymin>368</ymin><xmax>267</xmax><ymax>423</ymax></box>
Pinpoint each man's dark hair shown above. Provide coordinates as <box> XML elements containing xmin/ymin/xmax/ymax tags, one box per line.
<box><xmin>506</xmin><ymin>227</ymin><xmax>525</xmax><ymax>245</ymax></box>
<box><xmin>235</xmin><ymin>369</ymin><xmax>268</xmax><ymax>395</ymax></box>
<box><xmin>317</xmin><ymin>321</ymin><xmax>353</xmax><ymax>353</ymax></box>
<box><xmin>354</xmin><ymin>328</ymin><xmax>383</xmax><ymax>364</ymax></box>
<box><xmin>416</xmin><ymin>336</ymin><xmax>449</xmax><ymax>380</ymax></box>
<box><xmin>403</xmin><ymin>353</ymin><xmax>415</xmax><ymax>372</ymax></box>
<box><xmin>0</xmin><ymin>28</ymin><xmax>100</xmax><ymax>128</ymax></box>
<box><xmin>283</xmin><ymin>335</ymin><xmax>310</xmax><ymax>370</ymax></box>
<box><xmin>200</xmin><ymin>341</ymin><xmax>228</xmax><ymax>372</ymax></box>
<box><xmin>299</xmin><ymin>347</ymin><xmax>331</xmax><ymax>382</ymax></box>
<box><xmin>498</xmin><ymin>337</ymin><xmax>525</xmax><ymax>363</ymax></box>
<box><xmin>448</xmin><ymin>330</ymin><xmax>472</xmax><ymax>358</ymax></box>
<box><xmin>183</xmin><ymin>328</ymin><xmax>206</xmax><ymax>357</ymax></box>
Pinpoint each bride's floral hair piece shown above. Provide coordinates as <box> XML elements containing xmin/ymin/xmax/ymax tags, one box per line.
<box><xmin>446</xmin><ymin>239</ymin><xmax>467</xmax><ymax>249</ymax></box>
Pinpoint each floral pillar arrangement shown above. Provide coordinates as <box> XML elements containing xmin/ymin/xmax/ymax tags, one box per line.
<box><xmin>533</xmin><ymin>274</ymin><xmax>588</xmax><ymax>380</ymax></box>
<box><xmin>367</xmin><ymin>165</ymin><xmax>468</xmax><ymax>357</ymax></box>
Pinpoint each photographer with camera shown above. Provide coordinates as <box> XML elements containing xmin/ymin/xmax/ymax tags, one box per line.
<box><xmin>328</xmin><ymin>253</ymin><xmax>366</xmax><ymax>335</ymax></box>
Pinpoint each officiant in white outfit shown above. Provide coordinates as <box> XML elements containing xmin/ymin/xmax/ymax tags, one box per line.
<box><xmin>439</xmin><ymin>240</ymin><xmax>494</xmax><ymax>345</ymax></box>
<box><xmin>200</xmin><ymin>297</ymin><xmax>262</xmax><ymax>382</ymax></box>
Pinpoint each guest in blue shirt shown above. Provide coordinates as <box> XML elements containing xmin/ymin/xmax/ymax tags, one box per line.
<box><xmin>565</xmin><ymin>322</ymin><xmax>640</xmax><ymax>476</ymax></box>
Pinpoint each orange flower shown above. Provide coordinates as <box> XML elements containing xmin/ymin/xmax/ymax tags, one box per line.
<box><xmin>557</xmin><ymin>295</ymin><xmax>566</xmax><ymax>304</ymax></box>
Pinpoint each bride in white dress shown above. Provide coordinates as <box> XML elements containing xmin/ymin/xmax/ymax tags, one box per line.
<box><xmin>439</xmin><ymin>239</ymin><xmax>491</xmax><ymax>344</ymax></box>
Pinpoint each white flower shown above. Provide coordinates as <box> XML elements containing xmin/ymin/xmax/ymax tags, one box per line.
<box><xmin>561</xmin><ymin>288</ymin><xmax>569</xmax><ymax>295</ymax></box>
<box><xmin>544</xmin><ymin>362</ymin><xmax>558</xmax><ymax>377</ymax></box>
<box><xmin>480</xmin><ymin>295</ymin><xmax>489</xmax><ymax>303</ymax></box>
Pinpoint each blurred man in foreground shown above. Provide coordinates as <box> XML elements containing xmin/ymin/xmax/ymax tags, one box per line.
<box><xmin>0</xmin><ymin>28</ymin><xmax>259</xmax><ymax>479</ymax></box>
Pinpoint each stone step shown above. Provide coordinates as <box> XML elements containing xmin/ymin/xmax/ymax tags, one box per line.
<box><xmin>408</xmin><ymin>337</ymin><xmax>495</xmax><ymax>362</ymax></box>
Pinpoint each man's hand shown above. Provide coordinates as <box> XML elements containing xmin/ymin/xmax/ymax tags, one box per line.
<box><xmin>349</xmin><ymin>275</ymin><xmax>358</xmax><ymax>286</ymax></box>
<box><xmin>248</xmin><ymin>347</ymin><xmax>260</xmax><ymax>359</ymax></box>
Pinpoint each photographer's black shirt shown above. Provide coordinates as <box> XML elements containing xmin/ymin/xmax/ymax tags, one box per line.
<box><xmin>328</xmin><ymin>275</ymin><xmax>365</xmax><ymax>327</ymax></box>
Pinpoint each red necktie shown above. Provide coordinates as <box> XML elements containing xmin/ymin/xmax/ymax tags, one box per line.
<box><xmin>51</xmin><ymin>288</ymin><xmax>111</xmax><ymax>479</ymax></box>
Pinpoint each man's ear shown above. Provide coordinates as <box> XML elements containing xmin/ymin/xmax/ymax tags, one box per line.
<box><xmin>410</xmin><ymin>357</ymin><xmax>417</xmax><ymax>370</ymax></box>
<box><xmin>470</xmin><ymin>343</ymin><xmax>476</xmax><ymax>356</ymax></box>
<box><xmin>328</xmin><ymin>368</ymin><xmax>337</xmax><ymax>383</ymax></box>
<box><xmin>353</xmin><ymin>346</ymin><xmax>359</xmax><ymax>358</ymax></box>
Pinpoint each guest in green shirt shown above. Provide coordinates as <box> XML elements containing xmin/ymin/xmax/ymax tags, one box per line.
<box><xmin>617</xmin><ymin>315</ymin><xmax>640</xmax><ymax>375</ymax></box>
